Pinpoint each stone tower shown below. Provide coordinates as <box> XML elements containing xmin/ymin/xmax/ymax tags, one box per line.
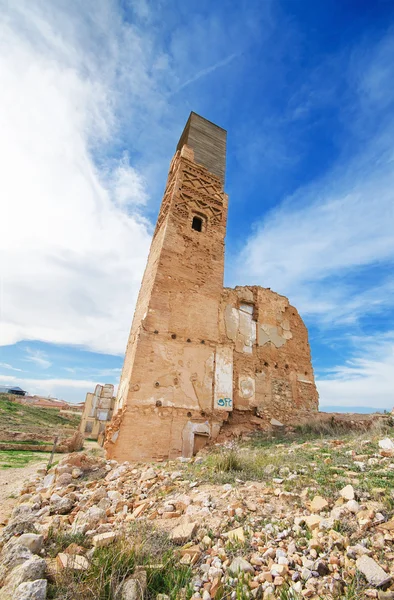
<box><xmin>106</xmin><ymin>113</ymin><xmax>229</xmax><ymax>461</ymax></box>
<box><xmin>105</xmin><ymin>112</ymin><xmax>319</xmax><ymax>462</ymax></box>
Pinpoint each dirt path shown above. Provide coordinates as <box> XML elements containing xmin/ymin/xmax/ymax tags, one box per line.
<box><xmin>0</xmin><ymin>460</ymin><xmax>49</xmax><ymax>525</ymax></box>
<box><xmin>0</xmin><ymin>442</ymin><xmax>102</xmax><ymax>526</ymax></box>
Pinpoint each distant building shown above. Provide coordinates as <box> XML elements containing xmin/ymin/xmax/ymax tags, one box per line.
<box><xmin>79</xmin><ymin>384</ymin><xmax>115</xmax><ymax>442</ymax></box>
<box><xmin>0</xmin><ymin>386</ymin><xmax>27</xmax><ymax>396</ymax></box>
<box><xmin>67</xmin><ymin>402</ymin><xmax>85</xmax><ymax>413</ymax></box>
<box><xmin>19</xmin><ymin>396</ymin><xmax>69</xmax><ymax>409</ymax></box>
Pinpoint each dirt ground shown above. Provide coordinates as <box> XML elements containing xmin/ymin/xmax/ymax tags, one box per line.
<box><xmin>0</xmin><ymin>460</ymin><xmax>49</xmax><ymax>525</ymax></box>
<box><xmin>0</xmin><ymin>441</ymin><xmax>103</xmax><ymax>527</ymax></box>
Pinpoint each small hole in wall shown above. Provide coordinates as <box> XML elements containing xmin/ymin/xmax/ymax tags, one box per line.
<box><xmin>187</xmin><ymin>411</ymin><xmax>192</xmax><ymax>417</ymax></box>
<box><xmin>264</xmin><ymin>361</ymin><xmax>269</xmax><ymax>367</ymax></box>
<box><xmin>304</xmin><ymin>371</ymin><xmax>308</xmax><ymax>376</ymax></box>
<box><xmin>285</xmin><ymin>364</ymin><xmax>289</xmax><ymax>369</ymax></box>
<box><xmin>192</xmin><ymin>216</ymin><xmax>203</xmax><ymax>232</ymax></box>
<box><xmin>201</xmin><ymin>340</ymin><xmax>205</xmax><ymax>344</ymax></box>
<box><xmin>201</xmin><ymin>411</ymin><xmax>206</xmax><ymax>417</ymax></box>
<box><xmin>155</xmin><ymin>400</ymin><xmax>162</xmax><ymax>407</ymax></box>
<box><xmin>171</xmin><ymin>333</ymin><xmax>176</xmax><ymax>339</ymax></box>
<box><xmin>274</xmin><ymin>363</ymin><xmax>278</xmax><ymax>369</ymax></box>
<box><xmin>154</xmin><ymin>330</ymin><xmax>159</xmax><ymax>334</ymax></box>
<box><xmin>187</xmin><ymin>338</ymin><xmax>191</xmax><ymax>343</ymax></box>
<box><xmin>154</xmin><ymin>381</ymin><xmax>160</xmax><ymax>387</ymax></box>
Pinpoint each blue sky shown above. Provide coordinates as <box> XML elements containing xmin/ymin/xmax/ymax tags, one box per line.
<box><xmin>1</xmin><ymin>0</ymin><xmax>394</xmax><ymax>409</ymax></box>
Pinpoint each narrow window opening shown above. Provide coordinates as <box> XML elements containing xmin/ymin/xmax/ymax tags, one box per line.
<box><xmin>192</xmin><ymin>216</ymin><xmax>203</xmax><ymax>232</ymax></box>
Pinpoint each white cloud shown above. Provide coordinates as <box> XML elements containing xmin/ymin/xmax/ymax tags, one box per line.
<box><xmin>317</xmin><ymin>333</ymin><xmax>394</xmax><ymax>410</ymax></box>
<box><xmin>233</xmin><ymin>33</ymin><xmax>394</xmax><ymax>327</ymax></box>
<box><xmin>0</xmin><ymin>0</ymin><xmax>255</xmax><ymax>357</ymax></box>
<box><xmin>0</xmin><ymin>363</ymin><xmax>22</xmax><ymax>372</ymax></box>
<box><xmin>0</xmin><ymin>0</ymin><xmax>155</xmax><ymax>355</ymax></box>
<box><xmin>24</xmin><ymin>347</ymin><xmax>51</xmax><ymax>369</ymax></box>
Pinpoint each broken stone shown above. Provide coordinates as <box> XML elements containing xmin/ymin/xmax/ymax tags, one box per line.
<box><xmin>310</xmin><ymin>496</ymin><xmax>328</xmax><ymax>513</ymax></box>
<box><xmin>169</xmin><ymin>522</ymin><xmax>197</xmax><ymax>544</ymax></box>
<box><xmin>49</xmin><ymin>494</ymin><xmax>74</xmax><ymax>515</ymax></box>
<box><xmin>223</xmin><ymin>527</ymin><xmax>245</xmax><ymax>543</ymax></box>
<box><xmin>14</xmin><ymin>579</ymin><xmax>47</xmax><ymax>600</ymax></box>
<box><xmin>140</xmin><ymin>468</ymin><xmax>156</xmax><ymax>482</ymax></box>
<box><xmin>378</xmin><ymin>439</ymin><xmax>394</xmax><ymax>450</ymax></box>
<box><xmin>229</xmin><ymin>557</ymin><xmax>254</xmax><ymax>574</ymax></box>
<box><xmin>0</xmin><ymin>556</ymin><xmax>46</xmax><ymax>597</ymax></box>
<box><xmin>130</xmin><ymin>502</ymin><xmax>149</xmax><ymax>519</ymax></box>
<box><xmin>55</xmin><ymin>472</ymin><xmax>73</xmax><ymax>487</ymax></box>
<box><xmin>270</xmin><ymin>419</ymin><xmax>284</xmax><ymax>427</ymax></box>
<box><xmin>356</xmin><ymin>556</ymin><xmax>391</xmax><ymax>588</ymax></box>
<box><xmin>92</xmin><ymin>532</ymin><xmax>117</xmax><ymax>548</ymax></box>
<box><xmin>303</xmin><ymin>515</ymin><xmax>322</xmax><ymax>530</ymax></box>
<box><xmin>346</xmin><ymin>500</ymin><xmax>360</xmax><ymax>514</ymax></box>
<box><xmin>119</xmin><ymin>570</ymin><xmax>147</xmax><ymax>600</ymax></box>
<box><xmin>56</xmin><ymin>552</ymin><xmax>89</xmax><ymax>571</ymax></box>
<box><xmin>340</xmin><ymin>485</ymin><xmax>355</xmax><ymax>501</ymax></box>
<box><xmin>15</xmin><ymin>534</ymin><xmax>43</xmax><ymax>555</ymax></box>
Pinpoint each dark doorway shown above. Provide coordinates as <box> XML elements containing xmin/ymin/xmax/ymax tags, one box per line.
<box><xmin>193</xmin><ymin>433</ymin><xmax>209</xmax><ymax>454</ymax></box>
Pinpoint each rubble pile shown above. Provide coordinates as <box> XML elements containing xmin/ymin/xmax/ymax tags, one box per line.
<box><xmin>1</xmin><ymin>436</ymin><xmax>394</xmax><ymax>599</ymax></box>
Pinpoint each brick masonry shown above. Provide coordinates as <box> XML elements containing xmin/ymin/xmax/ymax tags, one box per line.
<box><xmin>104</xmin><ymin>113</ymin><xmax>318</xmax><ymax>461</ymax></box>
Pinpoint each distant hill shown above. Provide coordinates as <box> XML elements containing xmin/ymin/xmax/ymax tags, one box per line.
<box><xmin>0</xmin><ymin>394</ymin><xmax>81</xmax><ymax>434</ymax></box>
<box><xmin>320</xmin><ymin>405</ymin><xmax>388</xmax><ymax>414</ymax></box>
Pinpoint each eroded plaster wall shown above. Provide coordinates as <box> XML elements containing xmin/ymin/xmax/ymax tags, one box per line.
<box><xmin>106</xmin><ymin>116</ymin><xmax>229</xmax><ymax>462</ymax></box>
<box><xmin>80</xmin><ymin>384</ymin><xmax>115</xmax><ymax>441</ymax></box>
<box><xmin>219</xmin><ymin>286</ymin><xmax>319</xmax><ymax>422</ymax></box>
<box><xmin>105</xmin><ymin>114</ymin><xmax>318</xmax><ymax>462</ymax></box>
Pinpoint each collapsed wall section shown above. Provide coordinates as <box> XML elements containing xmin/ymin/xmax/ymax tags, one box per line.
<box><xmin>218</xmin><ymin>286</ymin><xmax>319</xmax><ymax>425</ymax></box>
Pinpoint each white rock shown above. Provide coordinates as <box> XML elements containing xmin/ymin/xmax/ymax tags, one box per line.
<box><xmin>340</xmin><ymin>485</ymin><xmax>355</xmax><ymax>501</ymax></box>
<box><xmin>346</xmin><ymin>500</ymin><xmax>361</xmax><ymax>514</ymax></box>
<box><xmin>15</xmin><ymin>534</ymin><xmax>43</xmax><ymax>554</ymax></box>
<box><xmin>356</xmin><ymin>555</ymin><xmax>392</xmax><ymax>587</ymax></box>
<box><xmin>379</xmin><ymin>438</ymin><xmax>394</xmax><ymax>450</ymax></box>
<box><xmin>14</xmin><ymin>579</ymin><xmax>47</xmax><ymax>600</ymax></box>
<box><xmin>229</xmin><ymin>557</ymin><xmax>254</xmax><ymax>574</ymax></box>
<box><xmin>169</xmin><ymin>522</ymin><xmax>197</xmax><ymax>544</ymax></box>
<box><xmin>140</xmin><ymin>468</ymin><xmax>156</xmax><ymax>482</ymax></box>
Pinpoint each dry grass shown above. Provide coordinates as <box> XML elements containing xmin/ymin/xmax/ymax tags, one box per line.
<box><xmin>47</xmin><ymin>523</ymin><xmax>193</xmax><ymax>600</ymax></box>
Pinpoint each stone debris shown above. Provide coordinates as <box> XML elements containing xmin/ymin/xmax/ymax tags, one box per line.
<box><xmin>14</xmin><ymin>579</ymin><xmax>47</xmax><ymax>600</ymax></box>
<box><xmin>1</xmin><ymin>437</ymin><xmax>394</xmax><ymax>599</ymax></box>
<box><xmin>378</xmin><ymin>438</ymin><xmax>394</xmax><ymax>450</ymax></box>
<box><xmin>56</xmin><ymin>552</ymin><xmax>89</xmax><ymax>571</ymax></box>
<box><xmin>92</xmin><ymin>531</ymin><xmax>117</xmax><ymax>548</ymax></box>
<box><xmin>14</xmin><ymin>534</ymin><xmax>43</xmax><ymax>555</ymax></box>
<box><xmin>223</xmin><ymin>526</ymin><xmax>245</xmax><ymax>543</ymax></box>
<box><xmin>229</xmin><ymin>557</ymin><xmax>254</xmax><ymax>574</ymax></box>
<box><xmin>118</xmin><ymin>569</ymin><xmax>147</xmax><ymax>600</ymax></box>
<box><xmin>169</xmin><ymin>522</ymin><xmax>197</xmax><ymax>544</ymax></box>
<box><xmin>356</xmin><ymin>555</ymin><xmax>392</xmax><ymax>588</ymax></box>
<box><xmin>340</xmin><ymin>484</ymin><xmax>355</xmax><ymax>500</ymax></box>
<box><xmin>309</xmin><ymin>496</ymin><xmax>328</xmax><ymax>513</ymax></box>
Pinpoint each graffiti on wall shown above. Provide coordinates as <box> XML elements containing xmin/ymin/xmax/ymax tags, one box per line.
<box><xmin>217</xmin><ymin>397</ymin><xmax>232</xmax><ymax>408</ymax></box>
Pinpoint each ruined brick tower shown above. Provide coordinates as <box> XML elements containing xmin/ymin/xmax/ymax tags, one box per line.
<box><xmin>105</xmin><ymin>113</ymin><xmax>318</xmax><ymax>461</ymax></box>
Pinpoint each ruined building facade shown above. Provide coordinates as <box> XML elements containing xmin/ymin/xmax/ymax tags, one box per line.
<box><xmin>105</xmin><ymin>113</ymin><xmax>318</xmax><ymax>462</ymax></box>
<box><xmin>80</xmin><ymin>384</ymin><xmax>115</xmax><ymax>443</ymax></box>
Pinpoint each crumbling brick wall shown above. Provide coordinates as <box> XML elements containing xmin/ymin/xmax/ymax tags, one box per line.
<box><xmin>105</xmin><ymin>113</ymin><xmax>318</xmax><ymax>462</ymax></box>
<box><xmin>219</xmin><ymin>286</ymin><xmax>318</xmax><ymax>424</ymax></box>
